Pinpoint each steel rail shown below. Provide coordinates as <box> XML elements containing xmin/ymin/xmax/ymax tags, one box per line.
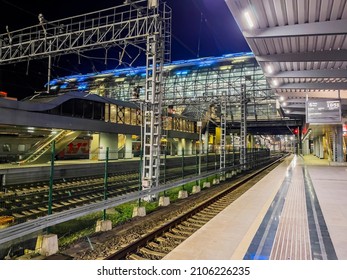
<box><xmin>0</xmin><ymin>156</ymin><xmax>284</xmax><ymax>245</ymax></box>
<box><xmin>105</xmin><ymin>155</ymin><xmax>287</xmax><ymax>259</ymax></box>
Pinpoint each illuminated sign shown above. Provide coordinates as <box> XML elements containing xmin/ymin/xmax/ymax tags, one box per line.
<box><xmin>306</xmin><ymin>99</ymin><xmax>341</xmax><ymax>124</ymax></box>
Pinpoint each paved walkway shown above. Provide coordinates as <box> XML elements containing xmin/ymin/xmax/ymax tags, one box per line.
<box><xmin>164</xmin><ymin>155</ymin><xmax>347</xmax><ymax>260</ymax></box>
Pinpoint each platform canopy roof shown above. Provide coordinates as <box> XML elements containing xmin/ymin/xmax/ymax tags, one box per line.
<box><xmin>226</xmin><ymin>0</ymin><xmax>347</xmax><ymax>119</ymax></box>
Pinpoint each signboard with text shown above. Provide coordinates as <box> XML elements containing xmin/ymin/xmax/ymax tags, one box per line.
<box><xmin>306</xmin><ymin>99</ymin><xmax>341</xmax><ymax>124</ymax></box>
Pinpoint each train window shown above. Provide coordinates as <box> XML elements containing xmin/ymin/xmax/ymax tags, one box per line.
<box><xmin>18</xmin><ymin>144</ymin><xmax>26</xmax><ymax>152</ymax></box>
<box><xmin>2</xmin><ymin>144</ymin><xmax>11</xmax><ymax>152</ymax></box>
<box><xmin>94</xmin><ymin>102</ymin><xmax>103</xmax><ymax>120</ymax></box>
<box><xmin>62</xmin><ymin>99</ymin><xmax>74</xmax><ymax>116</ymax></box>
<box><xmin>83</xmin><ymin>101</ymin><xmax>93</xmax><ymax>119</ymax></box>
<box><xmin>75</xmin><ymin>100</ymin><xmax>84</xmax><ymax>117</ymax></box>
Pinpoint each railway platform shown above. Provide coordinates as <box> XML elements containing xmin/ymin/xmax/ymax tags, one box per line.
<box><xmin>164</xmin><ymin>154</ymin><xmax>347</xmax><ymax>260</ymax></box>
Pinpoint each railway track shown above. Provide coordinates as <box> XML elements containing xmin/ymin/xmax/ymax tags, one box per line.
<box><xmin>103</xmin><ymin>157</ymin><xmax>283</xmax><ymax>260</ymax></box>
<box><xmin>0</xmin><ymin>162</ymin><xmax>221</xmax><ymax>224</ymax></box>
<box><xmin>0</xmin><ymin>172</ymin><xmax>138</xmax><ymax>221</ymax></box>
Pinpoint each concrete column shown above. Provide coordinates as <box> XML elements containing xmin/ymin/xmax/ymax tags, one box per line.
<box><xmin>302</xmin><ymin>139</ymin><xmax>310</xmax><ymax>155</ymax></box>
<box><xmin>314</xmin><ymin>137</ymin><xmax>319</xmax><ymax>157</ymax></box>
<box><xmin>124</xmin><ymin>134</ymin><xmax>133</xmax><ymax>159</ymax></box>
<box><xmin>316</xmin><ymin>138</ymin><xmax>320</xmax><ymax>157</ymax></box>
<box><xmin>89</xmin><ymin>133</ymin><xmax>99</xmax><ymax>160</ymax></box>
<box><xmin>170</xmin><ymin>140</ymin><xmax>177</xmax><ymax>155</ymax></box>
<box><xmin>247</xmin><ymin>134</ymin><xmax>254</xmax><ymax>149</ymax></box>
<box><xmin>185</xmin><ymin>140</ymin><xmax>193</xmax><ymax>155</ymax></box>
<box><xmin>166</xmin><ymin>139</ymin><xmax>172</xmax><ymax>156</ymax></box>
<box><xmin>99</xmin><ymin>133</ymin><xmax>118</xmax><ymax>160</ymax></box>
<box><xmin>334</xmin><ymin>125</ymin><xmax>344</xmax><ymax>162</ymax></box>
<box><xmin>319</xmin><ymin>136</ymin><xmax>324</xmax><ymax>159</ymax></box>
<box><xmin>192</xmin><ymin>140</ymin><xmax>197</xmax><ymax>155</ymax></box>
<box><xmin>204</xmin><ymin>131</ymin><xmax>209</xmax><ymax>154</ymax></box>
<box><xmin>298</xmin><ymin>127</ymin><xmax>303</xmax><ymax>155</ymax></box>
<box><xmin>177</xmin><ymin>139</ymin><xmax>184</xmax><ymax>156</ymax></box>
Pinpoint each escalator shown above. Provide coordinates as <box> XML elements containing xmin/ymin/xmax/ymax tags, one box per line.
<box><xmin>18</xmin><ymin>130</ymin><xmax>81</xmax><ymax>165</ymax></box>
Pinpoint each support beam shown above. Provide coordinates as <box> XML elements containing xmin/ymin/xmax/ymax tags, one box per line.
<box><xmin>283</xmin><ymin>104</ymin><xmax>305</xmax><ymax>109</ymax></box>
<box><xmin>268</xmin><ymin>69</ymin><xmax>347</xmax><ymax>79</ymax></box>
<box><xmin>333</xmin><ymin>125</ymin><xmax>344</xmax><ymax>163</ymax></box>
<box><xmin>257</xmin><ymin>50</ymin><xmax>347</xmax><ymax>62</ymax></box>
<box><xmin>275</xmin><ymin>82</ymin><xmax>347</xmax><ymax>90</ymax></box>
<box><xmin>244</xmin><ymin>19</ymin><xmax>347</xmax><ymax>38</ymax></box>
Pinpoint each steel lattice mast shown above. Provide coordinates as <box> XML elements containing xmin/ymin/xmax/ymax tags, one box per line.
<box><xmin>0</xmin><ymin>0</ymin><xmax>171</xmax><ymax>194</ymax></box>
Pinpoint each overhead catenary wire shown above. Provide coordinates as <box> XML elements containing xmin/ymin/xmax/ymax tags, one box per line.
<box><xmin>1</xmin><ymin>0</ymin><xmax>38</xmax><ymax>18</ymax></box>
<box><xmin>191</xmin><ymin>0</ymin><xmax>222</xmax><ymax>56</ymax></box>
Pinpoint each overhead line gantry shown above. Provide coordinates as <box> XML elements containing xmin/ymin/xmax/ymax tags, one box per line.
<box><xmin>0</xmin><ymin>0</ymin><xmax>172</xmax><ymax>196</ymax></box>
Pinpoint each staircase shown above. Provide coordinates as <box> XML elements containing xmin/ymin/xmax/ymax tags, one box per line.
<box><xmin>18</xmin><ymin>130</ymin><xmax>81</xmax><ymax>165</ymax></box>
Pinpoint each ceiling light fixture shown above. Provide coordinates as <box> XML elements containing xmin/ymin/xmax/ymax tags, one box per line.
<box><xmin>244</xmin><ymin>11</ymin><xmax>254</xmax><ymax>29</ymax></box>
<box><xmin>266</xmin><ymin>65</ymin><xmax>273</xmax><ymax>74</ymax></box>
<box><xmin>272</xmin><ymin>79</ymin><xmax>279</xmax><ymax>87</ymax></box>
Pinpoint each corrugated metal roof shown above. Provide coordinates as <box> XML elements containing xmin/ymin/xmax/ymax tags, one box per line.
<box><xmin>226</xmin><ymin>0</ymin><xmax>347</xmax><ymax>118</ymax></box>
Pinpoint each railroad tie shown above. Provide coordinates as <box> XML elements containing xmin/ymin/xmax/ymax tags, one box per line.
<box><xmin>139</xmin><ymin>247</ymin><xmax>167</xmax><ymax>259</ymax></box>
<box><xmin>199</xmin><ymin>210</ymin><xmax>218</xmax><ymax>218</ymax></box>
<box><xmin>193</xmin><ymin>214</ymin><xmax>212</xmax><ymax>222</ymax></box>
<box><xmin>165</xmin><ymin>232</ymin><xmax>187</xmax><ymax>240</ymax></box>
<box><xmin>127</xmin><ymin>254</ymin><xmax>148</xmax><ymax>260</ymax></box>
<box><xmin>147</xmin><ymin>242</ymin><xmax>160</xmax><ymax>249</ymax></box>
<box><xmin>155</xmin><ymin>236</ymin><xmax>167</xmax><ymax>242</ymax></box>
<box><xmin>155</xmin><ymin>236</ymin><xmax>181</xmax><ymax>246</ymax></box>
<box><xmin>186</xmin><ymin>217</ymin><xmax>207</xmax><ymax>225</ymax></box>
<box><xmin>171</xmin><ymin>228</ymin><xmax>192</xmax><ymax>236</ymax></box>
<box><xmin>176</xmin><ymin>224</ymin><xmax>196</xmax><ymax>232</ymax></box>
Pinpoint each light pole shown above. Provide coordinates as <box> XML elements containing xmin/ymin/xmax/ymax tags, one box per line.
<box><xmin>197</xmin><ymin>121</ymin><xmax>202</xmax><ymax>186</ymax></box>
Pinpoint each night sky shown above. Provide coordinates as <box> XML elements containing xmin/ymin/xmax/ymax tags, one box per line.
<box><xmin>0</xmin><ymin>0</ymin><xmax>249</xmax><ymax>99</ymax></box>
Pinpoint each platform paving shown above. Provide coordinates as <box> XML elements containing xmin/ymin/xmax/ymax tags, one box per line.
<box><xmin>164</xmin><ymin>154</ymin><xmax>347</xmax><ymax>260</ymax></box>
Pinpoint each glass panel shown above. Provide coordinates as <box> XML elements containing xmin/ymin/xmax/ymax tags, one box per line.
<box><xmin>130</xmin><ymin>108</ymin><xmax>137</xmax><ymax>125</ymax></box>
<box><xmin>110</xmin><ymin>104</ymin><xmax>117</xmax><ymax>123</ymax></box>
<box><xmin>105</xmin><ymin>104</ymin><xmax>110</xmax><ymax>122</ymax></box>
<box><xmin>124</xmin><ymin>108</ymin><xmax>131</xmax><ymax>124</ymax></box>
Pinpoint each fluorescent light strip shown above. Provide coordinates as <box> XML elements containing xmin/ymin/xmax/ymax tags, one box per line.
<box><xmin>244</xmin><ymin>11</ymin><xmax>254</xmax><ymax>28</ymax></box>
